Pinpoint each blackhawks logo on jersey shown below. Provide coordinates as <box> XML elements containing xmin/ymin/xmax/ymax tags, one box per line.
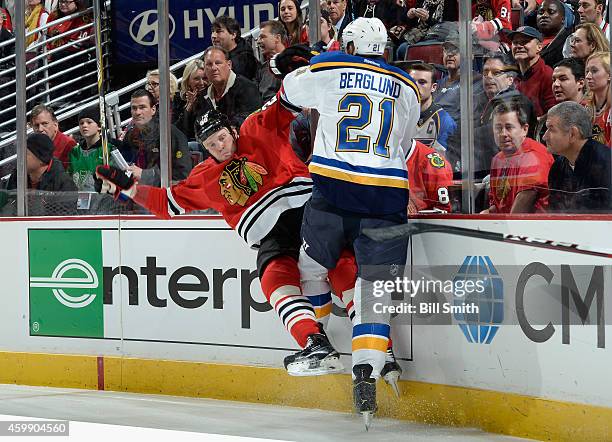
<box><xmin>427</xmin><ymin>152</ymin><xmax>446</xmax><ymax>169</ymax></box>
<box><xmin>219</xmin><ymin>157</ymin><xmax>268</xmax><ymax>206</ymax></box>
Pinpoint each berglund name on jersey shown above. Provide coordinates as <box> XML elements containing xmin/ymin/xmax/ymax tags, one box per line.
<box><xmin>339</xmin><ymin>72</ymin><xmax>401</xmax><ymax>98</ymax></box>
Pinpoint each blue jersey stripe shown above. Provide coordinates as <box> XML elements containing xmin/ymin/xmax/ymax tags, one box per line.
<box><xmin>311</xmin><ymin>155</ymin><xmax>408</xmax><ymax>179</ymax></box>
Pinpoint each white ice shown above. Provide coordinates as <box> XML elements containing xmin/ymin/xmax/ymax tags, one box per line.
<box><xmin>0</xmin><ymin>384</ymin><xmax>529</xmax><ymax>441</ymax></box>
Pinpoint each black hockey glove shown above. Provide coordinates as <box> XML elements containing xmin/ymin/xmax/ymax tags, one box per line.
<box><xmin>269</xmin><ymin>45</ymin><xmax>319</xmax><ymax>79</ymax></box>
<box><xmin>95</xmin><ymin>165</ymin><xmax>136</xmax><ymax>200</ymax></box>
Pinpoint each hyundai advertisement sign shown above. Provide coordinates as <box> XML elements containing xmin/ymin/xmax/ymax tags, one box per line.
<box><xmin>112</xmin><ymin>0</ymin><xmax>277</xmax><ymax>64</ymax></box>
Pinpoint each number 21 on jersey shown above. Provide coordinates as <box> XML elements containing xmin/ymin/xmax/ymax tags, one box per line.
<box><xmin>336</xmin><ymin>93</ymin><xmax>395</xmax><ymax>158</ymax></box>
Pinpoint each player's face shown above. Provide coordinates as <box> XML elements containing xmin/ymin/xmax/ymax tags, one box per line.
<box><xmin>257</xmin><ymin>26</ymin><xmax>279</xmax><ymax>57</ymax></box>
<box><xmin>492</xmin><ymin>112</ymin><xmax>528</xmax><ymax>155</ymax></box>
<box><xmin>511</xmin><ymin>36</ymin><xmax>541</xmax><ymax>62</ymax></box>
<box><xmin>585</xmin><ymin>56</ymin><xmax>610</xmax><ymax>94</ymax></box>
<box><xmin>482</xmin><ymin>59</ymin><xmax>513</xmax><ymax>98</ymax></box>
<box><xmin>31</xmin><ymin>111</ymin><xmax>58</xmax><ymax>140</ymax></box>
<box><xmin>188</xmin><ymin>68</ymin><xmax>207</xmax><ymax>93</ymax></box>
<box><xmin>552</xmin><ymin>66</ymin><xmax>584</xmax><ymax>102</ymax></box>
<box><xmin>569</xmin><ymin>28</ymin><xmax>594</xmax><ymax>60</ymax></box>
<box><xmin>537</xmin><ymin>0</ymin><xmax>564</xmax><ymax>35</ymax></box>
<box><xmin>204</xmin><ymin>49</ymin><xmax>232</xmax><ymax>86</ymax></box>
<box><xmin>130</xmin><ymin>96</ymin><xmax>156</xmax><ymax>127</ymax></box>
<box><xmin>203</xmin><ymin>127</ymin><xmax>237</xmax><ymax>162</ymax></box>
<box><xmin>79</xmin><ymin>118</ymin><xmax>99</xmax><ymax>138</ymax></box>
<box><xmin>543</xmin><ymin>115</ymin><xmax>570</xmax><ymax>154</ymax></box>
<box><xmin>327</xmin><ymin>0</ymin><xmax>346</xmax><ymax>24</ymax></box>
<box><xmin>578</xmin><ymin>0</ymin><xmax>602</xmax><ymax>24</ymax></box>
<box><xmin>280</xmin><ymin>0</ymin><xmax>298</xmax><ymax>24</ymax></box>
<box><xmin>409</xmin><ymin>69</ymin><xmax>436</xmax><ymax>102</ymax></box>
<box><xmin>211</xmin><ymin>26</ymin><xmax>235</xmax><ymax>51</ymax></box>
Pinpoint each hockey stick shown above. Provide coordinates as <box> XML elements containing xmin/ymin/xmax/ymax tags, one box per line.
<box><xmin>93</xmin><ymin>0</ymin><xmax>109</xmax><ymax>165</ymax></box>
<box><xmin>362</xmin><ymin>222</ymin><xmax>612</xmax><ymax>259</ymax></box>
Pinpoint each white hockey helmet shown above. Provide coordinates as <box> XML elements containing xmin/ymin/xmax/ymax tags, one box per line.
<box><xmin>341</xmin><ymin>17</ymin><xmax>387</xmax><ymax>56</ymax></box>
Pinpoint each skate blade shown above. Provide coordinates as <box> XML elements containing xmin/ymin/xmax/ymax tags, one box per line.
<box><xmin>383</xmin><ymin>371</ymin><xmax>401</xmax><ymax>398</ymax></box>
<box><xmin>286</xmin><ymin>356</ymin><xmax>344</xmax><ymax>377</ymax></box>
<box><xmin>361</xmin><ymin>411</ymin><xmax>374</xmax><ymax>431</ymax></box>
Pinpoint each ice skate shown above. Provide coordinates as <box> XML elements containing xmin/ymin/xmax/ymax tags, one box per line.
<box><xmin>284</xmin><ymin>324</ymin><xmax>344</xmax><ymax>376</ymax></box>
<box><xmin>353</xmin><ymin>363</ymin><xmax>377</xmax><ymax>431</ymax></box>
<box><xmin>381</xmin><ymin>347</ymin><xmax>402</xmax><ymax>398</ymax></box>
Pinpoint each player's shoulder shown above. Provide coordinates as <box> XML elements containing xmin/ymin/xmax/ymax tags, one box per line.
<box><xmin>311</xmin><ymin>52</ymin><xmax>414</xmax><ymax>81</ymax></box>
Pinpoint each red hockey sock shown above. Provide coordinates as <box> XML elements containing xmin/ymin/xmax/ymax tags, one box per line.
<box><xmin>261</xmin><ymin>256</ymin><xmax>319</xmax><ymax>348</ymax></box>
<box><xmin>328</xmin><ymin>250</ymin><xmax>357</xmax><ymax>302</ymax></box>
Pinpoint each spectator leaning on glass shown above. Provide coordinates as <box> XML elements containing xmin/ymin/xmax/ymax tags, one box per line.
<box><xmin>29</xmin><ymin>104</ymin><xmax>77</xmax><ymax>169</ymax></box>
<box><xmin>583</xmin><ymin>51</ymin><xmax>611</xmax><ymax>146</ymax></box>
<box><xmin>544</xmin><ymin>101</ymin><xmax>611</xmax><ymax>212</ymax></box>
<box><xmin>175</xmin><ymin>59</ymin><xmax>208</xmax><ymax>140</ymax></box>
<box><xmin>509</xmin><ymin>26</ymin><xmax>556</xmax><ymax>117</ymax></box>
<box><xmin>568</xmin><ymin>23</ymin><xmax>609</xmax><ymax>61</ymax></box>
<box><xmin>211</xmin><ymin>15</ymin><xmax>260</xmax><ymax>81</ymax></box>
<box><xmin>255</xmin><ymin>20</ymin><xmax>285</xmax><ymax>103</ymax></box>
<box><xmin>201</xmin><ymin>46</ymin><xmax>262</xmax><ymax>129</ymax></box>
<box><xmin>121</xmin><ymin>89</ymin><xmax>192</xmax><ymax>186</ymax></box>
<box><xmin>483</xmin><ymin>101</ymin><xmax>554</xmax><ymax>214</ymax></box>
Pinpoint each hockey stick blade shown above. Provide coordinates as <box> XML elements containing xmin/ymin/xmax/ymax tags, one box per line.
<box><xmin>362</xmin><ymin>223</ymin><xmax>612</xmax><ymax>259</ymax></box>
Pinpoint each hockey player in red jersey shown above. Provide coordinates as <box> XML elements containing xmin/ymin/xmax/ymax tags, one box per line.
<box><xmin>406</xmin><ymin>140</ymin><xmax>454</xmax><ymax>213</ymax></box>
<box><xmin>95</xmin><ymin>96</ymin><xmax>346</xmax><ymax>377</ymax></box>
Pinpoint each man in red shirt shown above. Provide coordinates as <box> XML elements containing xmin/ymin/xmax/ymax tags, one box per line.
<box><xmin>484</xmin><ymin>101</ymin><xmax>554</xmax><ymax>213</ymax></box>
<box><xmin>406</xmin><ymin>140</ymin><xmax>454</xmax><ymax>213</ymax></box>
<box><xmin>509</xmin><ymin>26</ymin><xmax>556</xmax><ymax>117</ymax></box>
<box><xmin>29</xmin><ymin>104</ymin><xmax>77</xmax><ymax>170</ymax></box>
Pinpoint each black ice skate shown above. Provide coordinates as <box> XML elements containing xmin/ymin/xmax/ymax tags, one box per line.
<box><xmin>284</xmin><ymin>325</ymin><xmax>344</xmax><ymax>376</ymax></box>
<box><xmin>381</xmin><ymin>347</ymin><xmax>402</xmax><ymax>398</ymax></box>
<box><xmin>353</xmin><ymin>363</ymin><xmax>377</xmax><ymax>431</ymax></box>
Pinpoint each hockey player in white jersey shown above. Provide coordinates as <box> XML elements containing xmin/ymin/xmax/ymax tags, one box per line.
<box><xmin>276</xmin><ymin>17</ymin><xmax>420</xmax><ymax>429</ymax></box>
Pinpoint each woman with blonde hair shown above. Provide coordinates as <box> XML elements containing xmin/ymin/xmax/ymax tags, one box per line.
<box><xmin>583</xmin><ymin>51</ymin><xmax>611</xmax><ymax>146</ymax></box>
<box><xmin>175</xmin><ymin>59</ymin><xmax>209</xmax><ymax>139</ymax></box>
<box><xmin>568</xmin><ymin>23</ymin><xmax>609</xmax><ymax>62</ymax></box>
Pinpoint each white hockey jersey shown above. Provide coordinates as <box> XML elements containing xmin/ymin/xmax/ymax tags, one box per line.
<box><xmin>281</xmin><ymin>51</ymin><xmax>420</xmax><ymax>215</ymax></box>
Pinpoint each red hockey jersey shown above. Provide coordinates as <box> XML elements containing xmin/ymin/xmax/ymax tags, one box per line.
<box><xmin>134</xmin><ymin>95</ymin><xmax>313</xmax><ymax>247</ymax></box>
<box><xmin>406</xmin><ymin>140</ymin><xmax>453</xmax><ymax>213</ymax></box>
<box><xmin>472</xmin><ymin>0</ymin><xmax>512</xmax><ymax>35</ymax></box>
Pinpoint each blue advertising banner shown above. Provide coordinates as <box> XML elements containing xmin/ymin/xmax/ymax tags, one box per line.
<box><xmin>111</xmin><ymin>0</ymin><xmax>277</xmax><ymax>64</ymax></box>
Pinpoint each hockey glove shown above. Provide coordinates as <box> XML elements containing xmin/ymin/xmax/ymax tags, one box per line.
<box><xmin>472</xmin><ymin>18</ymin><xmax>497</xmax><ymax>40</ymax></box>
<box><xmin>95</xmin><ymin>165</ymin><xmax>137</xmax><ymax>200</ymax></box>
<box><xmin>269</xmin><ymin>45</ymin><xmax>319</xmax><ymax>79</ymax></box>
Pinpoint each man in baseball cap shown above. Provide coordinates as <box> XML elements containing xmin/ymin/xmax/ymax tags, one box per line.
<box><xmin>509</xmin><ymin>26</ymin><xmax>556</xmax><ymax>117</ymax></box>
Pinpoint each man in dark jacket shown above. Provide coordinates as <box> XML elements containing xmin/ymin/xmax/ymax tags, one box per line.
<box><xmin>544</xmin><ymin>102</ymin><xmax>611</xmax><ymax>213</ymax></box>
<box><xmin>201</xmin><ymin>46</ymin><xmax>263</xmax><ymax>129</ymax></box>
<box><xmin>211</xmin><ymin>16</ymin><xmax>260</xmax><ymax>81</ymax></box>
<box><xmin>122</xmin><ymin>89</ymin><xmax>192</xmax><ymax>186</ymax></box>
<box><xmin>4</xmin><ymin>133</ymin><xmax>77</xmax><ymax>215</ymax></box>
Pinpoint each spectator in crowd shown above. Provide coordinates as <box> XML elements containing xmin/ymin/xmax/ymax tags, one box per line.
<box><xmin>29</xmin><ymin>104</ymin><xmax>77</xmax><ymax>169</ymax></box>
<box><xmin>211</xmin><ymin>16</ymin><xmax>260</xmax><ymax>81</ymax></box>
<box><xmin>483</xmin><ymin>101</ymin><xmax>554</xmax><ymax>213</ymax></box>
<box><xmin>583</xmin><ymin>51</ymin><xmax>611</xmax><ymax>146</ymax></box>
<box><xmin>25</xmin><ymin>0</ymin><xmax>48</xmax><ymax>51</ymax></box>
<box><xmin>311</xmin><ymin>9</ymin><xmax>341</xmax><ymax>52</ymax></box>
<box><xmin>568</xmin><ymin>23</ymin><xmax>609</xmax><ymax>61</ymax></box>
<box><xmin>46</xmin><ymin>0</ymin><xmax>93</xmax><ymax>103</ymax></box>
<box><xmin>0</xmin><ymin>6</ymin><xmax>12</xmax><ymax>31</ymax></box>
<box><xmin>201</xmin><ymin>46</ymin><xmax>262</xmax><ymax>129</ymax></box>
<box><xmin>175</xmin><ymin>59</ymin><xmax>208</xmax><ymax>140</ymax></box>
<box><xmin>6</xmin><ymin>133</ymin><xmax>76</xmax><ymax>196</ymax></box>
<box><xmin>279</xmin><ymin>0</ymin><xmax>309</xmax><ymax>45</ymax></box>
<box><xmin>396</xmin><ymin>1</ymin><xmax>443</xmax><ymax>57</ymax></box>
<box><xmin>327</xmin><ymin>0</ymin><xmax>351</xmax><ymax>41</ymax></box>
<box><xmin>0</xmin><ymin>9</ymin><xmax>14</xmax><ymax>73</ymax></box>
<box><xmin>145</xmin><ymin>69</ymin><xmax>180</xmax><ymax>123</ymax></box>
<box><xmin>121</xmin><ymin>89</ymin><xmax>192</xmax><ymax>186</ymax></box>
<box><xmin>256</xmin><ymin>20</ymin><xmax>285</xmax><ymax>103</ymax></box>
<box><xmin>406</xmin><ymin>139</ymin><xmax>454</xmax><ymax>213</ymax></box>
<box><xmin>406</xmin><ymin>62</ymin><xmax>457</xmax><ymax>153</ymax></box>
<box><xmin>552</xmin><ymin>57</ymin><xmax>586</xmax><ymax>103</ymax></box>
<box><xmin>355</xmin><ymin>0</ymin><xmax>409</xmax><ymax>49</ymax></box>
<box><xmin>510</xmin><ymin>26</ymin><xmax>556</xmax><ymax>117</ymax></box>
<box><xmin>537</xmin><ymin>0</ymin><xmax>573</xmax><ymax>67</ymax></box>
<box><xmin>473</xmin><ymin>53</ymin><xmax>537</xmax><ymax>176</ymax></box>
<box><xmin>576</xmin><ymin>0</ymin><xmax>608</xmax><ymax>39</ymax></box>
<box><xmin>544</xmin><ymin>101</ymin><xmax>611</xmax><ymax>212</ymax></box>
<box><xmin>68</xmin><ymin>107</ymin><xmax>117</xmax><ymax>191</ymax></box>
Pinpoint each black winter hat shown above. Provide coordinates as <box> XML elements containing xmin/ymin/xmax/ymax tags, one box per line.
<box><xmin>78</xmin><ymin>106</ymin><xmax>101</xmax><ymax>127</ymax></box>
<box><xmin>27</xmin><ymin>133</ymin><xmax>54</xmax><ymax>164</ymax></box>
